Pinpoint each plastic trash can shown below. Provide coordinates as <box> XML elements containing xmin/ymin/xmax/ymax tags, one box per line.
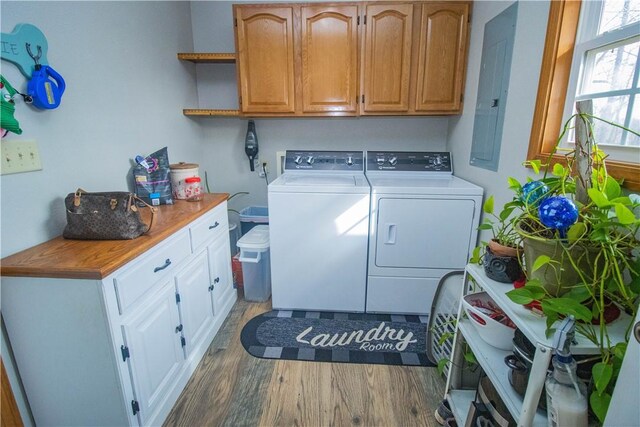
<box><xmin>239</xmin><ymin>206</ymin><xmax>269</xmax><ymax>236</ymax></box>
<box><xmin>237</xmin><ymin>225</ymin><xmax>271</xmax><ymax>301</ymax></box>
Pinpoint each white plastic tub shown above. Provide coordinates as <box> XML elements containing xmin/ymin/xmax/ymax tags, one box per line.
<box><xmin>462</xmin><ymin>291</ymin><xmax>515</xmax><ymax>350</ymax></box>
<box><xmin>237</xmin><ymin>225</ymin><xmax>271</xmax><ymax>302</ymax></box>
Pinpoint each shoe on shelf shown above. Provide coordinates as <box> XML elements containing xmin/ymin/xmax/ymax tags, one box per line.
<box><xmin>434</xmin><ymin>399</ymin><xmax>454</xmax><ymax>425</ymax></box>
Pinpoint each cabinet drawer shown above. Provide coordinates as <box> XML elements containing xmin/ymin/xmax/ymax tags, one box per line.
<box><xmin>190</xmin><ymin>202</ymin><xmax>228</xmax><ymax>253</ymax></box>
<box><xmin>113</xmin><ymin>230</ymin><xmax>191</xmax><ymax>314</ymax></box>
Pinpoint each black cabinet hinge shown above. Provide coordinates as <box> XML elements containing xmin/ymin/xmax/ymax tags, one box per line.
<box><xmin>175</xmin><ymin>292</ymin><xmax>181</xmax><ymax>304</ymax></box>
<box><xmin>235</xmin><ymin>18</ymin><xmax>238</xmax><ymax>28</ymax></box>
<box><xmin>357</xmin><ymin>16</ymin><xmax>360</xmax><ymax>25</ymax></box>
<box><xmin>361</xmin><ymin>95</ymin><xmax>365</xmax><ymax>104</ymax></box>
<box><xmin>131</xmin><ymin>400</ymin><xmax>140</xmax><ymax>415</ymax></box>
<box><xmin>364</xmin><ymin>15</ymin><xmax>367</xmax><ymax>25</ymax></box>
<box><xmin>181</xmin><ymin>336</ymin><xmax>186</xmax><ymax>347</ymax></box>
<box><xmin>120</xmin><ymin>345</ymin><xmax>130</xmax><ymax>362</ymax></box>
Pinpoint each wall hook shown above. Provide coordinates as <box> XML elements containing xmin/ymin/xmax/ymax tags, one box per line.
<box><xmin>25</xmin><ymin>42</ymin><xmax>42</xmax><ymax>69</ymax></box>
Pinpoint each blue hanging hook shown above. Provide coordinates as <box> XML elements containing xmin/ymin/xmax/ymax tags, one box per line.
<box><xmin>25</xmin><ymin>42</ymin><xmax>42</xmax><ymax>69</ymax></box>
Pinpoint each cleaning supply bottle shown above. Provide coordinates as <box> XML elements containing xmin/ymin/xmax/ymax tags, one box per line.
<box><xmin>545</xmin><ymin>316</ymin><xmax>588</xmax><ymax>427</ymax></box>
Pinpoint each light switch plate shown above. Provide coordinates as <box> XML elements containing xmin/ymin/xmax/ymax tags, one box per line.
<box><xmin>1</xmin><ymin>140</ymin><xmax>43</xmax><ymax>175</ymax></box>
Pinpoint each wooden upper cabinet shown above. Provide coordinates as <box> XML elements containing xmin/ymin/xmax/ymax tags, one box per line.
<box><xmin>234</xmin><ymin>6</ymin><xmax>296</xmax><ymax>113</ymax></box>
<box><xmin>301</xmin><ymin>5</ymin><xmax>359</xmax><ymax>114</ymax></box>
<box><xmin>362</xmin><ymin>4</ymin><xmax>414</xmax><ymax>113</ymax></box>
<box><xmin>232</xmin><ymin>2</ymin><xmax>471</xmax><ymax>117</ymax></box>
<box><xmin>415</xmin><ymin>3</ymin><xmax>470</xmax><ymax>113</ymax></box>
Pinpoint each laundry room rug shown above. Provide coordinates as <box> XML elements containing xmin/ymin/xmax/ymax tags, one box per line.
<box><xmin>240</xmin><ymin>310</ymin><xmax>435</xmax><ymax>367</ymax></box>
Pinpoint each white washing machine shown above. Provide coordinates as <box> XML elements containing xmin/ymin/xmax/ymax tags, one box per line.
<box><xmin>268</xmin><ymin>150</ymin><xmax>370</xmax><ymax>312</ymax></box>
<box><xmin>365</xmin><ymin>151</ymin><xmax>483</xmax><ymax>315</ymax></box>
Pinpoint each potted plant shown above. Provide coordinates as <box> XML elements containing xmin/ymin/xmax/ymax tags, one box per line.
<box><xmin>494</xmin><ymin>101</ymin><xmax>640</xmax><ymax>423</ymax></box>
<box><xmin>472</xmin><ymin>195</ymin><xmax>524</xmax><ymax>283</ymax></box>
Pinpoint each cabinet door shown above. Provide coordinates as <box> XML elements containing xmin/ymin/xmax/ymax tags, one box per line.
<box><xmin>235</xmin><ymin>6</ymin><xmax>296</xmax><ymax>113</ymax></box>
<box><xmin>362</xmin><ymin>4</ymin><xmax>414</xmax><ymax>113</ymax></box>
<box><xmin>175</xmin><ymin>252</ymin><xmax>214</xmax><ymax>358</ymax></box>
<box><xmin>301</xmin><ymin>5</ymin><xmax>359</xmax><ymax>114</ymax></box>
<box><xmin>207</xmin><ymin>233</ymin><xmax>233</xmax><ymax>314</ymax></box>
<box><xmin>122</xmin><ymin>283</ymin><xmax>184</xmax><ymax>424</ymax></box>
<box><xmin>415</xmin><ymin>3</ymin><xmax>470</xmax><ymax>113</ymax></box>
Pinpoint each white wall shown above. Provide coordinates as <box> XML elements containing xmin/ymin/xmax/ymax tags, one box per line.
<box><xmin>0</xmin><ymin>1</ymin><xmax>202</xmax><ymax>258</ymax></box>
<box><xmin>189</xmin><ymin>1</ymin><xmax>449</xmax><ymax>217</ymax></box>
<box><xmin>1</xmin><ymin>2</ymin><xmax>200</xmax><ymax>424</ymax></box>
<box><xmin>449</xmin><ymin>0</ymin><xmax>551</xmax><ymax>244</ymax></box>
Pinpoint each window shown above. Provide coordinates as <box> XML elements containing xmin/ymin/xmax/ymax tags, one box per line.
<box><xmin>528</xmin><ymin>0</ymin><xmax>640</xmax><ymax>190</ymax></box>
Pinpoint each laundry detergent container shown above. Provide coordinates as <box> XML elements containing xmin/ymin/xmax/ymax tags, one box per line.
<box><xmin>237</xmin><ymin>225</ymin><xmax>271</xmax><ymax>301</ymax></box>
<box><xmin>239</xmin><ymin>206</ymin><xmax>269</xmax><ymax>236</ymax></box>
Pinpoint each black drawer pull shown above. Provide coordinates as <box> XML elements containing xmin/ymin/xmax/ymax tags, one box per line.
<box><xmin>214</xmin><ymin>277</ymin><xmax>220</xmax><ymax>283</ymax></box>
<box><xmin>154</xmin><ymin>259</ymin><xmax>171</xmax><ymax>273</ymax></box>
<box><xmin>208</xmin><ymin>285</ymin><xmax>214</xmax><ymax>291</ymax></box>
<box><xmin>209</xmin><ymin>221</ymin><xmax>220</xmax><ymax>230</ymax></box>
<box><xmin>175</xmin><ymin>324</ymin><xmax>183</xmax><ymax>333</ymax></box>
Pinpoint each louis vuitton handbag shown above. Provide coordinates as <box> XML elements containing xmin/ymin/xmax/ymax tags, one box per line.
<box><xmin>63</xmin><ymin>189</ymin><xmax>157</xmax><ymax>240</ymax></box>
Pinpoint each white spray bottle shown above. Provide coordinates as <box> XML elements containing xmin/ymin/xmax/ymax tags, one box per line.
<box><xmin>545</xmin><ymin>316</ymin><xmax>588</xmax><ymax>427</ymax></box>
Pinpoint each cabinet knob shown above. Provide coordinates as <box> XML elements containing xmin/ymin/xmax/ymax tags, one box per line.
<box><xmin>208</xmin><ymin>285</ymin><xmax>214</xmax><ymax>292</ymax></box>
<box><xmin>154</xmin><ymin>259</ymin><xmax>172</xmax><ymax>273</ymax></box>
<box><xmin>175</xmin><ymin>324</ymin><xmax>183</xmax><ymax>333</ymax></box>
<box><xmin>209</xmin><ymin>221</ymin><xmax>220</xmax><ymax>230</ymax></box>
<box><xmin>214</xmin><ymin>277</ymin><xmax>220</xmax><ymax>284</ymax></box>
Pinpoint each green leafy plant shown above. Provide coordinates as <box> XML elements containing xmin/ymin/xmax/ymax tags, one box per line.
<box><xmin>433</xmin><ymin>322</ymin><xmax>479</xmax><ymax>382</ymax></box>
<box><xmin>478</xmin><ymin>195</ymin><xmax>522</xmax><ymax>247</ymax></box>
<box><xmin>486</xmin><ymin>101</ymin><xmax>639</xmax><ymax>423</ymax></box>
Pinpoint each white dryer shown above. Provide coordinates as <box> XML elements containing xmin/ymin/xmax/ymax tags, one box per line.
<box><xmin>268</xmin><ymin>151</ymin><xmax>370</xmax><ymax>312</ymax></box>
<box><xmin>365</xmin><ymin>151</ymin><xmax>483</xmax><ymax>315</ymax></box>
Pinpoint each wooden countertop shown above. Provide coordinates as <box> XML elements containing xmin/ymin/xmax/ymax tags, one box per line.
<box><xmin>1</xmin><ymin>193</ymin><xmax>229</xmax><ymax>280</ymax></box>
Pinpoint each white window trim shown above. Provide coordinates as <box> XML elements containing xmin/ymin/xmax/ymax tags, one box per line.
<box><xmin>562</xmin><ymin>0</ymin><xmax>640</xmax><ymax>156</ymax></box>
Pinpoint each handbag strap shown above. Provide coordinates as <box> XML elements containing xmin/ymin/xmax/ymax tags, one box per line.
<box><xmin>131</xmin><ymin>194</ymin><xmax>157</xmax><ymax>235</ymax></box>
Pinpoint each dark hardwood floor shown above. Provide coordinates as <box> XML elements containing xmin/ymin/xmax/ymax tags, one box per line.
<box><xmin>163</xmin><ymin>295</ymin><xmax>446</xmax><ymax>427</ymax></box>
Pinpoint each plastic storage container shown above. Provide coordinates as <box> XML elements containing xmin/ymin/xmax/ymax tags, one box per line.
<box><xmin>239</xmin><ymin>206</ymin><xmax>269</xmax><ymax>236</ymax></box>
<box><xmin>462</xmin><ymin>291</ymin><xmax>515</xmax><ymax>350</ymax></box>
<box><xmin>169</xmin><ymin>162</ymin><xmax>199</xmax><ymax>200</ymax></box>
<box><xmin>237</xmin><ymin>225</ymin><xmax>271</xmax><ymax>301</ymax></box>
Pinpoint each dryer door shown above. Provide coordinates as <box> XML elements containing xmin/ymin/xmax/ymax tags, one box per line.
<box><xmin>374</xmin><ymin>197</ymin><xmax>475</xmax><ymax>269</ymax></box>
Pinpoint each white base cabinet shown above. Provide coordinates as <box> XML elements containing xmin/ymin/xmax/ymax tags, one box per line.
<box><xmin>122</xmin><ymin>281</ymin><xmax>185</xmax><ymax>423</ymax></box>
<box><xmin>1</xmin><ymin>200</ymin><xmax>236</xmax><ymax>426</ymax></box>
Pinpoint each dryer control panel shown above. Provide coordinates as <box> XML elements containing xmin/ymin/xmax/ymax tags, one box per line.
<box><xmin>284</xmin><ymin>150</ymin><xmax>364</xmax><ymax>171</ymax></box>
<box><xmin>366</xmin><ymin>151</ymin><xmax>452</xmax><ymax>173</ymax></box>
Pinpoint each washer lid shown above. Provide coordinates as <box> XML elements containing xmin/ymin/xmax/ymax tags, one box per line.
<box><xmin>269</xmin><ymin>173</ymin><xmax>370</xmax><ymax>194</ymax></box>
<box><xmin>367</xmin><ymin>174</ymin><xmax>483</xmax><ymax>196</ymax></box>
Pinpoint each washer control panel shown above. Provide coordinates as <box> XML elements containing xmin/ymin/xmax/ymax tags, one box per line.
<box><xmin>366</xmin><ymin>151</ymin><xmax>452</xmax><ymax>173</ymax></box>
<box><xmin>284</xmin><ymin>150</ymin><xmax>364</xmax><ymax>171</ymax></box>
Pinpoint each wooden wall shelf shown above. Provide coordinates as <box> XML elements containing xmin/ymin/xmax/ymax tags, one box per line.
<box><xmin>179</xmin><ymin>53</ymin><xmax>239</xmax><ymax>117</ymax></box>
<box><xmin>183</xmin><ymin>109</ymin><xmax>240</xmax><ymax>117</ymax></box>
<box><xmin>177</xmin><ymin>53</ymin><xmax>236</xmax><ymax>63</ymax></box>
